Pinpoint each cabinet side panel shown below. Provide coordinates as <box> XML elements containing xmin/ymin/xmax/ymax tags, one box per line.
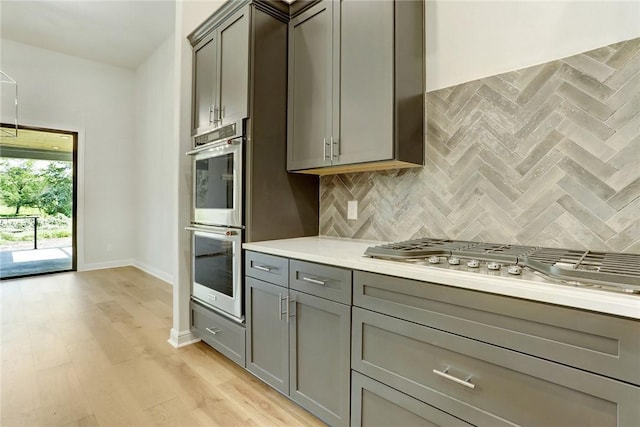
<box><xmin>394</xmin><ymin>0</ymin><xmax>425</xmax><ymax>165</ymax></box>
<box><xmin>249</xmin><ymin>8</ymin><xmax>319</xmax><ymax>242</ymax></box>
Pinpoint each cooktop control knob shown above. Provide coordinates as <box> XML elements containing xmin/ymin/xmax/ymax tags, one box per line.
<box><xmin>487</xmin><ymin>262</ymin><xmax>501</xmax><ymax>271</ymax></box>
<box><xmin>508</xmin><ymin>265</ymin><xmax>523</xmax><ymax>275</ymax></box>
<box><xmin>467</xmin><ymin>259</ymin><xmax>480</xmax><ymax>268</ymax></box>
<box><xmin>448</xmin><ymin>257</ymin><xmax>460</xmax><ymax>265</ymax></box>
<box><xmin>428</xmin><ymin>256</ymin><xmax>441</xmax><ymax>264</ymax></box>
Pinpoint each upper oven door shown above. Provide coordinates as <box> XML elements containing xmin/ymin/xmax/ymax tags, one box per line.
<box><xmin>191</xmin><ymin>138</ymin><xmax>243</xmax><ymax>228</ymax></box>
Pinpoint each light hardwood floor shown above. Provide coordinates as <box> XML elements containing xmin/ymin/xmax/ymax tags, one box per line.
<box><xmin>0</xmin><ymin>267</ymin><xmax>326</xmax><ymax>427</ymax></box>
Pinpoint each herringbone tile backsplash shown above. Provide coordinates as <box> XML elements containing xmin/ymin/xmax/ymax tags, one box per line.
<box><xmin>320</xmin><ymin>38</ymin><xmax>640</xmax><ymax>253</ymax></box>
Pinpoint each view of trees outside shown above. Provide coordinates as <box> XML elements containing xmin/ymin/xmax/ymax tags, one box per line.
<box><xmin>0</xmin><ymin>158</ymin><xmax>73</xmax><ymax>251</ymax></box>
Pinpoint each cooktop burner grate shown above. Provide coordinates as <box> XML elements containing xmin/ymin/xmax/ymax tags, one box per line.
<box><xmin>364</xmin><ymin>239</ymin><xmax>478</xmax><ymax>259</ymax></box>
<box><xmin>365</xmin><ymin>238</ymin><xmax>640</xmax><ymax>292</ymax></box>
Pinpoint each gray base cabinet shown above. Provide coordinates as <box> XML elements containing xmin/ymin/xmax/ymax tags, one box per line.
<box><xmin>353</xmin><ymin>307</ymin><xmax>639</xmax><ymax>427</ymax></box>
<box><xmin>239</xmin><ymin>251</ymin><xmax>640</xmax><ymax>427</ymax></box>
<box><xmin>245</xmin><ymin>251</ymin><xmax>352</xmax><ymax>426</ymax></box>
<box><xmin>351</xmin><ymin>372</ymin><xmax>472</xmax><ymax>427</ymax></box>
<box><xmin>352</xmin><ymin>271</ymin><xmax>640</xmax><ymax>427</ymax></box>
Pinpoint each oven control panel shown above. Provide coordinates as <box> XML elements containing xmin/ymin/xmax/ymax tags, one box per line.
<box><xmin>194</xmin><ymin>123</ymin><xmax>236</xmax><ymax>146</ymax></box>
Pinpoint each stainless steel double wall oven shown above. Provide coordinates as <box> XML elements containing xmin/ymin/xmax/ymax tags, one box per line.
<box><xmin>188</xmin><ymin>121</ymin><xmax>245</xmax><ymax>322</ymax></box>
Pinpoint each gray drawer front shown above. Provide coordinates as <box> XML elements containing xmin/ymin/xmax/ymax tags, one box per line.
<box><xmin>354</xmin><ymin>270</ymin><xmax>640</xmax><ymax>385</ymax></box>
<box><xmin>352</xmin><ymin>307</ymin><xmax>640</xmax><ymax>427</ymax></box>
<box><xmin>290</xmin><ymin>259</ymin><xmax>352</xmax><ymax>304</ymax></box>
<box><xmin>351</xmin><ymin>371</ymin><xmax>472</xmax><ymax>427</ymax></box>
<box><xmin>245</xmin><ymin>251</ymin><xmax>289</xmax><ymax>287</ymax></box>
<box><xmin>192</xmin><ymin>302</ymin><xmax>246</xmax><ymax>367</ymax></box>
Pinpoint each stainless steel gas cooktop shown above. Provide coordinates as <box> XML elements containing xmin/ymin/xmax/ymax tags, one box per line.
<box><xmin>364</xmin><ymin>238</ymin><xmax>640</xmax><ymax>295</ymax></box>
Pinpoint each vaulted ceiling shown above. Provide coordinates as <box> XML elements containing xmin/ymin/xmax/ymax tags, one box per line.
<box><xmin>0</xmin><ymin>0</ymin><xmax>175</xmax><ymax>69</ymax></box>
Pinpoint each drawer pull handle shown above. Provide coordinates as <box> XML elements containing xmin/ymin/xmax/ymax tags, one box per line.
<box><xmin>254</xmin><ymin>264</ymin><xmax>273</xmax><ymax>272</ymax></box>
<box><xmin>301</xmin><ymin>276</ymin><xmax>326</xmax><ymax>286</ymax></box>
<box><xmin>433</xmin><ymin>368</ymin><xmax>476</xmax><ymax>390</ymax></box>
<box><xmin>205</xmin><ymin>327</ymin><xmax>221</xmax><ymax>336</ymax></box>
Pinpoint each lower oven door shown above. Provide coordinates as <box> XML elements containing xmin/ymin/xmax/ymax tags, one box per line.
<box><xmin>188</xmin><ymin>225</ymin><xmax>243</xmax><ymax>321</ymax></box>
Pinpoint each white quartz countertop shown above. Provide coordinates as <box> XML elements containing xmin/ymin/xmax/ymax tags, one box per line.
<box><xmin>244</xmin><ymin>236</ymin><xmax>640</xmax><ymax>320</ymax></box>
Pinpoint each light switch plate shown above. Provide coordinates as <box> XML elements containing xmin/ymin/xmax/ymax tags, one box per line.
<box><xmin>347</xmin><ymin>200</ymin><xmax>358</xmax><ymax>220</ymax></box>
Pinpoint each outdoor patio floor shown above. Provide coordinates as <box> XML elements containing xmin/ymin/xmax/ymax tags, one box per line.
<box><xmin>0</xmin><ymin>246</ymin><xmax>72</xmax><ymax>279</ymax></box>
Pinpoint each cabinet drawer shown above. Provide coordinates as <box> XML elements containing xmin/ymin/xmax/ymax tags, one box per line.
<box><xmin>351</xmin><ymin>371</ymin><xmax>472</xmax><ymax>427</ymax></box>
<box><xmin>192</xmin><ymin>301</ymin><xmax>246</xmax><ymax>367</ymax></box>
<box><xmin>354</xmin><ymin>271</ymin><xmax>640</xmax><ymax>385</ymax></box>
<box><xmin>245</xmin><ymin>251</ymin><xmax>289</xmax><ymax>287</ymax></box>
<box><xmin>290</xmin><ymin>259</ymin><xmax>352</xmax><ymax>304</ymax></box>
<box><xmin>352</xmin><ymin>307</ymin><xmax>640</xmax><ymax>427</ymax></box>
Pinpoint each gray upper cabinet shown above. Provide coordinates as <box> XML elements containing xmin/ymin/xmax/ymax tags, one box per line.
<box><xmin>337</xmin><ymin>0</ymin><xmax>394</xmax><ymax>166</ymax></box>
<box><xmin>218</xmin><ymin>9</ymin><xmax>249</xmax><ymax>126</ymax></box>
<box><xmin>193</xmin><ymin>36</ymin><xmax>217</xmax><ymax>134</ymax></box>
<box><xmin>287</xmin><ymin>1</ymin><xmax>333</xmax><ymax>170</ymax></box>
<box><xmin>191</xmin><ymin>5</ymin><xmax>250</xmax><ymax>136</ymax></box>
<box><xmin>287</xmin><ymin>0</ymin><xmax>425</xmax><ymax>175</ymax></box>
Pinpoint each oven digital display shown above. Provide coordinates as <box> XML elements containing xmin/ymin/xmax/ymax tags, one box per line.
<box><xmin>195</xmin><ymin>153</ymin><xmax>234</xmax><ymax>209</ymax></box>
<box><xmin>194</xmin><ymin>235</ymin><xmax>234</xmax><ymax>297</ymax></box>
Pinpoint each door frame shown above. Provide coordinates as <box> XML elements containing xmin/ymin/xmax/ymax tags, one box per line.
<box><xmin>0</xmin><ymin>123</ymin><xmax>78</xmax><ymax>274</ymax></box>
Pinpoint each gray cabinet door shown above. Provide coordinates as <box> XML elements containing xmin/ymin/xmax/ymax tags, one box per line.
<box><xmin>351</xmin><ymin>371</ymin><xmax>473</xmax><ymax>427</ymax></box>
<box><xmin>218</xmin><ymin>6</ymin><xmax>250</xmax><ymax>126</ymax></box>
<box><xmin>246</xmin><ymin>277</ymin><xmax>289</xmax><ymax>394</ymax></box>
<box><xmin>335</xmin><ymin>0</ymin><xmax>394</xmax><ymax>165</ymax></box>
<box><xmin>192</xmin><ymin>33</ymin><xmax>217</xmax><ymax>135</ymax></box>
<box><xmin>289</xmin><ymin>289</ymin><xmax>351</xmax><ymax>427</ymax></box>
<box><xmin>287</xmin><ymin>0</ymin><xmax>333</xmax><ymax>171</ymax></box>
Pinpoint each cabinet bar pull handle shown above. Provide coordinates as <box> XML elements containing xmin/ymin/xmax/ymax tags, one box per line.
<box><xmin>285</xmin><ymin>296</ymin><xmax>291</xmax><ymax>323</ymax></box>
<box><xmin>205</xmin><ymin>327</ymin><xmax>221</xmax><ymax>335</ymax></box>
<box><xmin>301</xmin><ymin>276</ymin><xmax>326</xmax><ymax>286</ymax></box>
<box><xmin>253</xmin><ymin>264</ymin><xmax>272</xmax><ymax>272</ymax></box>
<box><xmin>323</xmin><ymin>137</ymin><xmax>330</xmax><ymax>161</ymax></box>
<box><xmin>209</xmin><ymin>106</ymin><xmax>214</xmax><ymax>125</ymax></box>
<box><xmin>212</xmin><ymin>106</ymin><xmax>221</xmax><ymax>125</ymax></box>
<box><xmin>432</xmin><ymin>368</ymin><xmax>476</xmax><ymax>390</ymax></box>
<box><xmin>331</xmin><ymin>136</ymin><xmax>338</xmax><ymax>159</ymax></box>
<box><xmin>278</xmin><ymin>294</ymin><xmax>285</xmax><ymax>321</ymax></box>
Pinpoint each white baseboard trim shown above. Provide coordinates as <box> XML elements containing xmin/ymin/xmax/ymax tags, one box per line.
<box><xmin>79</xmin><ymin>259</ymin><xmax>135</xmax><ymax>271</ymax></box>
<box><xmin>168</xmin><ymin>328</ymin><xmax>200</xmax><ymax>348</ymax></box>
<box><xmin>134</xmin><ymin>261</ymin><xmax>173</xmax><ymax>285</ymax></box>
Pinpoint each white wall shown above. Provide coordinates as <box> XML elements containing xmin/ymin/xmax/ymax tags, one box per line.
<box><xmin>134</xmin><ymin>35</ymin><xmax>176</xmax><ymax>283</ymax></box>
<box><xmin>426</xmin><ymin>0</ymin><xmax>640</xmax><ymax>91</ymax></box>
<box><xmin>0</xmin><ymin>40</ymin><xmax>137</xmax><ymax>270</ymax></box>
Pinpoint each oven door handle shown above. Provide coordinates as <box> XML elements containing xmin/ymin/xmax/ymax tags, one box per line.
<box><xmin>185</xmin><ymin>226</ymin><xmax>237</xmax><ymax>236</ymax></box>
<box><xmin>186</xmin><ymin>136</ymin><xmax>243</xmax><ymax>155</ymax></box>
